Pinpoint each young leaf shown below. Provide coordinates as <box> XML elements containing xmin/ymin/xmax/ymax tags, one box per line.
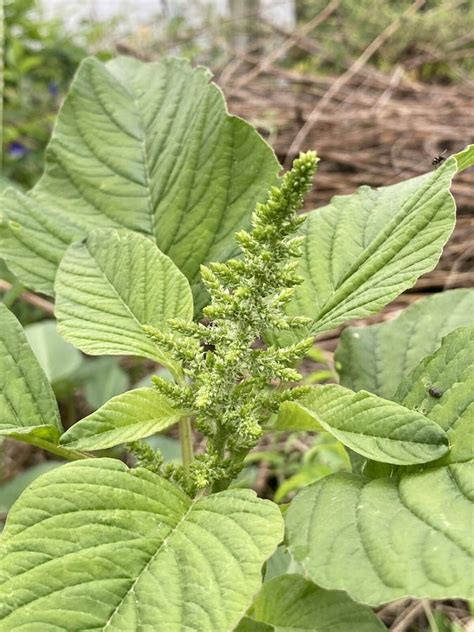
<box><xmin>0</xmin><ymin>304</ymin><xmax>62</xmax><ymax>442</ymax></box>
<box><xmin>55</xmin><ymin>228</ymin><xmax>193</xmax><ymax>365</ymax></box>
<box><xmin>248</xmin><ymin>575</ymin><xmax>387</xmax><ymax>631</ymax></box>
<box><xmin>276</xmin><ymin>385</ymin><xmax>449</xmax><ymax>465</ymax></box>
<box><xmin>60</xmin><ymin>387</ymin><xmax>186</xmax><ymax>451</ymax></box>
<box><xmin>286</xmin><ymin>462</ymin><xmax>473</xmax><ymax>605</ymax></box>
<box><xmin>0</xmin><ymin>56</ymin><xmax>279</xmax><ymax>307</ymax></box>
<box><xmin>0</xmin><ymin>459</ymin><xmax>284</xmax><ymax>631</ymax></box>
<box><xmin>24</xmin><ymin>319</ymin><xmax>83</xmax><ymax>386</ymax></box>
<box><xmin>336</xmin><ymin>289</ymin><xmax>474</xmax><ymax>398</ymax></box>
<box><xmin>286</xmin><ymin>147</ymin><xmax>474</xmax><ymax>336</ymax></box>
<box><xmin>395</xmin><ymin>325</ymin><xmax>474</xmax><ymax>464</ymax></box>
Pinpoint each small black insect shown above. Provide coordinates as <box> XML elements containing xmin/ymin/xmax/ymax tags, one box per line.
<box><xmin>432</xmin><ymin>149</ymin><xmax>447</xmax><ymax>166</ymax></box>
<box><xmin>428</xmin><ymin>386</ymin><xmax>443</xmax><ymax>398</ymax></box>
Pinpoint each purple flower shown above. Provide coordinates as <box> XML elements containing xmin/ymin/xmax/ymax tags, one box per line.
<box><xmin>48</xmin><ymin>82</ymin><xmax>59</xmax><ymax>97</ymax></box>
<box><xmin>8</xmin><ymin>141</ymin><xmax>28</xmax><ymax>159</ymax></box>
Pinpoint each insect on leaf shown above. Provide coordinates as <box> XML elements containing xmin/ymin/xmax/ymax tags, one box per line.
<box><xmin>283</xmin><ymin>146</ymin><xmax>474</xmax><ymax>338</ymax></box>
<box><xmin>335</xmin><ymin>289</ymin><xmax>474</xmax><ymax>399</ymax></box>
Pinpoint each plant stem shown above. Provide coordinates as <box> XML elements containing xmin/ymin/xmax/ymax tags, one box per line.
<box><xmin>211</xmin><ymin>447</ymin><xmax>249</xmax><ymax>494</ymax></box>
<box><xmin>2</xmin><ymin>279</ymin><xmax>24</xmax><ymax>308</ymax></box>
<box><xmin>179</xmin><ymin>417</ymin><xmax>194</xmax><ymax>475</ymax></box>
<box><xmin>422</xmin><ymin>600</ymin><xmax>439</xmax><ymax>632</ymax></box>
<box><xmin>10</xmin><ymin>433</ymin><xmax>90</xmax><ymax>461</ymax></box>
<box><xmin>170</xmin><ymin>367</ymin><xmax>195</xmax><ymax>476</ymax></box>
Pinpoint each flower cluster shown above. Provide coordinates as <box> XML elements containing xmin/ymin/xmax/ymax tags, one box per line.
<box><xmin>145</xmin><ymin>151</ymin><xmax>318</xmax><ymax>493</ymax></box>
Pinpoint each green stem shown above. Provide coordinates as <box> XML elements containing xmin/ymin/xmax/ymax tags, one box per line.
<box><xmin>211</xmin><ymin>446</ymin><xmax>249</xmax><ymax>494</ymax></box>
<box><xmin>10</xmin><ymin>434</ymin><xmax>91</xmax><ymax>461</ymax></box>
<box><xmin>2</xmin><ymin>280</ymin><xmax>24</xmax><ymax>308</ymax></box>
<box><xmin>421</xmin><ymin>600</ymin><xmax>439</xmax><ymax>632</ymax></box>
<box><xmin>170</xmin><ymin>367</ymin><xmax>195</xmax><ymax>476</ymax></box>
<box><xmin>179</xmin><ymin>417</ymin><xmax>194</xmax><ymax>475</ymax></box>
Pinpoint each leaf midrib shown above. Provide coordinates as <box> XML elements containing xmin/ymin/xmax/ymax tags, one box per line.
<box><xmin>80</xmin><ymin>237</ymin><xmax>156</xmax><ymax>349</ymax></box>
<box><xmin>103</xmin><ymin>496</ymin><xmax>198</xmax><ymax>629</ymax></box>
<box><xmin>312</xmin><ymin>162</ymin><xmax>455</xmax><ymax>326</ymax></box>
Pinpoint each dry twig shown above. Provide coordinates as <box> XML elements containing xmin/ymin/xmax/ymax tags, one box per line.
<box><xmin>285</xmin><ymin>0</ymin><xmax>427</xmax><ymax>165</ymax></box>
<box><xmin>0</xmin><ymin>281</ymin><xmax>55</xmax><ymax>315</ymax></box>
<box><xmin>230</xmin><ymin>0</ymin><xmax>339</xmax><ymax>91</ymax></box>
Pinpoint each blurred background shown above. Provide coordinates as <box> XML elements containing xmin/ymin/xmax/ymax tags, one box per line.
<box><xmin>1</xmin><ymin>2</ymin><xmax>474</xmax><ymax>627</ymax></box>
<box><xmin>3</xmin><ymin>0</ymin><xmax>473</xmax><ymax>285</ymax></box>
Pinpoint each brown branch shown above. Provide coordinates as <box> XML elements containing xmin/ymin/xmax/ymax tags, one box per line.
<box><xmin>391</xmin><ymin>601</ymin><xmax>425</xmax><ymax>632</ymax></box>
<box><xmin>0</xmin><ymin>281</ymin><xmax>55</xmax><ymax>316</ymax></box>
<box><xmin>230</xmin><ymin>0</ymin><xmax>339</xmax><ymax>92</ymax></box>
<box><xmin>284</xmin><ymin>0</ymin><xmax>427</xmax><ymax>165</ymax></box>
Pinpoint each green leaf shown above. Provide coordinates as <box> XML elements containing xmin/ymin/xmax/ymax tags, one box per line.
<box><xmin>146</xmin><ymin>435</ymin><xmax>181</xmax><ymax>464</ymax></box>
<box><xmin>0</xmin><ymin>462</ymin><xmax>60</xmax><ymax>513</ymax></box>
<box><xmin>234</xmin><ymin>618</ymin><xmax>273</xmax><ymax>632</ymax></box>
<box><xmin>285</xmin><ymin>325</ymin><xmax>474</xmax><ymax>605</ymax></box>
<box><xmin>0</xmin><ymin>304</ymin><xmax>61</xmax><ymax>441</ymax></box>
<box><xmin>264</xmin><ymin>545</ymin><xmax>304</xmax><ymax>581</ymax></box>
<box><xmin>286</xmin><ymin>149</ymin><xmax>473</xmax><ymax>336</ymax></box>
<box><xmin>60</xmin><ymin>387</ymin><xmax>185</xmax><ymax>451</ymax></box>
<box><xmin>249</xmin><ymin>575</ymin><xmax>387</xmax><ymax>631</ymax></box>
<box><xmin>286</xmin><ymin>462</ymin><xmax>473</xmax><ymax>605</ymax></box>
<box><xmin>0</xmin><ymin>259</ymin><xmax>15</xmax><ymax>283</ymax></box>
<box><xmin>55</xmin><ymin>228</ymin><xmax>193</xmax><ymax>364</ymax></box>
<box><xmin>24</xmin><ymin>319</ymin><xmax>83</xmax><ymax>386</ymax></box>
<box><xmin>0</xmin><ymin>176</ymin><xmax>22</xmax><ymax>195</ymax></box>
<box><xmin>395</xmin><ymin>326</ymin><xmax>474</xmax><ymax>465</ymax></box>
<box><xmin>0</xmin><ymin>56</ymin><xmax>279</xmax><ymax>307</ymax></box>
<box><xmin>81</xmin><ymin>357</ymin><xmax>129</xmax><ymax>410</ymax></box>
<box><xmin>274</xmin><ymin>436</ymin><xmax>350</xmax><ymax>503</ymax></box>
<box><xmin>276</xmin><ymin>385</ymin><xmax>449</xmax><ymax>465</ymax></box>
<box><xmin>0</xmin><ymin>459</ymin><xmax>284</xmax><ymax>631</ymax></box>
<box><xmin>336</xmin><ymin>289</ymin><xmax>474</xmax><ymax>399</ymax></box>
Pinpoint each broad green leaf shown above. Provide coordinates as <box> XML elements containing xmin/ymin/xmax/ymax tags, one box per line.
<box><xmin>71</xmin><ymin>356</ymin><xmax>130</xmax><ymax>409</ymax></box>
<box><xmin>61</xmin><ymin>387</ymin><xmax>185</xmax><ymax>451</ymax></box>
<box><xmin>0</xmin><ymin>462</ymin><xmax>60</xmax><ymax>513</ymax></box>
<box><xmin>0</xmin><ymin>459</ymin><xmax>284</xmax><ymax>631</ymax></box>
<box><xmin>264</xmin><ymin>545</ymin><xmax>304</xmax><ymax>581</ymax></box>
<box><xmin>146</xmin><ymin>435</ymin><xmax>181</xmax><ymax>464</ymax></box>
<box><xmin>336</xmin><ymin>289</ymin><xmax>474</xmax><ymax>398</ymax></box>
<box><xmin>0</xmin><ymin>259</ymin><xmax>14</xmax><ymax>283</ymax></box>
<box><xmin>0</xmin><ymin>304</ymin><xmax>61</xmax><ymax>441</ymax></box>
<box><xmin>395</xmin><ymin>326</ymin><xmax>474</xmax><ymax>465</ymax></box>
<box><xmin>234</xmin><ymin>618</ymin><xmax>273</xmax><ymax>632</ymax></box>
<box><xmin>132</xmin><ymin>367</ymin><xmax>172</xmax><ymax>390</ymax></box>
<box><xmin>82</xmin><ymin>357</ymin><xmax>129</xmax><ymax>410</ymax></box>
<box><xmin>285</xmin><ymin>326</ymin><xmax>474</xmax><ymax>604</ymax></box>
<box><xmin>286</xmin><ymin>147</ymin><xmax>474</xmax><ymax>336</ymax></box>
<box><xmin>24</xmin><ymin>319</ymin><xmax>82</xmax><ymax>386</ymax></box>
<box><xmin>55</xmin><ymin>228</ymin><xmax>193</xmax><ymax>364</ymax></box>
<box><xmin>0</xmin><ymin>176</ymin><xmax>22</xmax><ymax>194</ymax></box>
<box><xmin>249</xmin><ymin>575</ymin><xmax>387</xmax><ymax>631</ymax></box>
<box><xmin>0</xmin><ymin>56</ymin><xmax>279</xmax><ymax>307</ymax></box>
<box><xmin>286</xmin><ymin>462</ymin><xmax>474</xmax><ymax>605</ymax></box>
<box><xmin>276</xmin><ymin>385</ymin><xmax>449</xmax><ymax>465</ymax></box>
<box><xmin>274</xmin><ymin>436</ymin><xmax>350</xmax><ymax>503</ymax></box>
